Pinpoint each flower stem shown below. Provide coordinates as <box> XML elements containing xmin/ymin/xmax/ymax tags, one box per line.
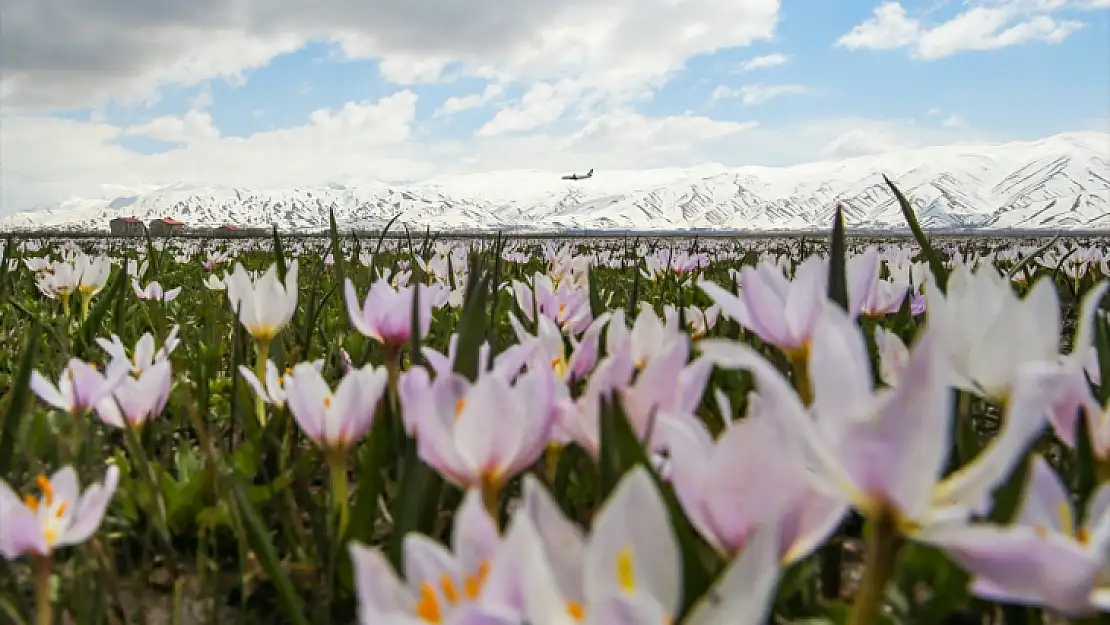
<box><xmin>33</xmin><ymin>555</ymin><xmax>52</xmax><ymax>625</ymax></box>
<box><xmin>787</xmin><ymin>350</ymin><xmax>813</xmax><ymax>407</ymax></box>
<box><xmin>328</xmin><ymin>453</ymin><xmax>350</xmax><ymax>539</ymax></box>
<box><xmin>254</xmin><ymin>339</ymin><xmax>271</xmax><ymax>426</ymax></box>
<box><xmin>847</xmin><ymin>509</ymin><xmax>903</xmax><ymax>625</ymax></box>
<box><xmin>79</xmin><ymin>292</ymin><xmax>92</xmax><ymax>322</ymax></box>
<box><xmin>481</xmin><ymin>478</ymin><xmax>503</xmax><ymax>523</ymax></box>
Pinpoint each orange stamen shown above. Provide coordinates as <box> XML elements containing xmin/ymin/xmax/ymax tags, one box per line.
<box><xmin>414</xmin><ymin>582</ymin><xmax>441</xmax><ymax>622</ymax></box>
<box><xmin>36</xmin><ymin>475</ymin><xmax>54</xmax><ymax>506</ymax></box>
<box><xmin>566</xmin><ymin>601</ymin><xmax>586</xmax><ymax>620</ymax></box>
<box><xmin>440</xmin><ymin>574</ymin><xmax>459</xmax><ymax>604</ymax></box>
<box><xmin>464</xmin><ymin>561</ymin><xmax>489</xmax><ymax>599</ymax></box>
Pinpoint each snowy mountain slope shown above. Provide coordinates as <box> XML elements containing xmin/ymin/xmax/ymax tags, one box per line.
<box><xmin>2</xmin><ymin>132</ymin><xmax>1108</xmax><ymax>233</ymax></box>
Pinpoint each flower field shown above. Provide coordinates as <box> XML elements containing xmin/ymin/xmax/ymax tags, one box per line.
<box><xmin>1</xmin><ymin>207</ymin><xmax>1110</xmax><ymax>624</ymax></box>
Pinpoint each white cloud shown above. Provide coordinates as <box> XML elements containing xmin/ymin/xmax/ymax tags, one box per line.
<box><xmin>125</xmin><ymin>110</ymin><xmax>221</xmax><ymax>143</ymax></box>
<box><xmin>377</xmin><ymin>55</ymin><xmax>451</xmax><ymax>84</ymax></box>
<box><xmin>477</xmin><ymin>81</ymin><xmax>574</xmax><ymax>135</ymax></box>
<box><xmin>836</xmin><ymin>0</ymin><xmax>1087</xmax><ymax>59</ymax></box>
<box><xmin>0</xmin><ymin>0</ymin><xmax>781</xmax><ymax>111</ymax></box>
<box><xmin>434</xmin><ymin>84</ymin><xmax>504</xmax><ymax>117</ymax></box>
<box><xmin>741</xmin><ymin>53</ymin><xmax>790</xmax><ymax>71</ymax></box>
<box><xmin>714</xmin><ymin>83</ymin><xmax>809</xmax><ymax>105</ymax></box>
<box><xmin>916</xmin><ymin>8</ymin><xmax>1082</xmax><ymax>59</ymax></box>
<box><xmin>941</xmin><ymin>113</ymin><xmax>965</xmax><ymax>128</ymax></box>
<box><xmin>837</xmin><ymin>3</ymin><xmax>921</xmax><ymax>51</ymax></box>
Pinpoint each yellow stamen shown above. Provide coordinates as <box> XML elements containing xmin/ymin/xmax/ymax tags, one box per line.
<box><xmin>23</xmin><ymin>494</ymin><xmax>39</xmax><ymax>511</ymax></box>
<box><xmin>464</xmin><ymin>561</ymin><xmax>489</xmax><ymax>599</ymax></box>
<box><xmin>1057</xmin><ymin>501</ymin><xmax>1075</xmax><ymax>538</ymax></box>
<box><xmin>414</xmin><ymin>582</ymin><xmax>441</xmax><ymax>622</ymax></box>
<box><xmin>566</xmin><ymin>601</ymin><xmax>586</xmax><ymax>620</ymax></box>
<box><xmin>55</xmin><ymin>501</ymin><xmax>67</xmax><ymax>518</ymax></box>
<box><xmin>454</xmin><ymin>398</ymin><xmax>466</xmax><ymax>421</ymax></box>
<box><xmin>323</xmin><ymin>396</ymin><xmax>331</xmax><ymax>408</ymax></box>
<box><xmin>440</xmin><ymin>574</ymin><xmax>459</xmax><ymax>604</ymax></box>
<box><xmin>551</xmin><ymin>357</ymin><xmax>568</xmax><ymax>379</ymax></box>
<box><xmin>36</xmin><ymin>476</ymin><xmax>54</xmax><ymax>506</ymax></box>
<box><xmin>616</xmin><ymin>547</ymin><xmax>636</xmax><ymax>592</ymax></box>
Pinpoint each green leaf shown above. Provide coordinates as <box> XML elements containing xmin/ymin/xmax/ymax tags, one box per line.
<box><xmin>1075</xmin><ymin>412</ymin><xmax>1098</xmax><ymax>525</ymax></box>
<box><xmin>346</xmin><ymin>407</ymin><xmax>393</xmax><ymax>545</ymax></box>
<box><xmin>272</xmin><ymin>225</ymin><xmax>287</xmax><ymax>282</ymax></box>
<box><xmin>0</xmin><ymin>322</ymin><xmax>40</xmax><ymax>477</ymax></box>
<box><xmin>453</xmin><ymin>262</ymin><xmax>491</xmax><ymax>382</ymax></box>
<box><xmin>387</xmin><ymin>447</ymin><xmax>443</xmax><ymax>571</ymax></box>
<box><xmin>1096</xmin><ymin>310</ymin><xmax>1110</xmax><ymax>406</ymax></box>
<box><xmin>0</xmin><ymin>235</ymin><xmax>13</xmax><ymax>303</ymax></box>
<box><xmin>226</xmin><ymin>474</ymin><xmax>310</xmax><ymax>625</ymax></box>
<box><xmin>328</xmin><ymin>206</ymin><xmax>347</xmax><ymax>289</ymax></box>
<box><xmin>827</xmin><ymin>204</ymin><xmax>849</xmax><ymax>312</ymax></box>
<box><xmin>368</xmin><ymin>213</ymin><xmax>402</xmax><ymax>280</ymax></box>
<box><xmin>988</xmin><ymin>450</ymin><xmax>1032</xmax><ymax>524</ymax></box>
<box><xmin>883</xmin><ymin>175</ymin><xmax>949</xmax><ymax>294</ymax></box>
<box><xmin>1005</xmin><ymin>233</ymin><xmax>1059</xmax><ymax>280</ymax></box>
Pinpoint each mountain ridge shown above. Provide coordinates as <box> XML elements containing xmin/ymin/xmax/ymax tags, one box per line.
<box><xmin>3</xmin><ymin>131</ymin><xmax>1108</xmax><ymax>233</ymax></box>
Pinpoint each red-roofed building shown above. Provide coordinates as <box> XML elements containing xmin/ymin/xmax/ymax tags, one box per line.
<box><xmin>109</xmin><ymin>217</ymin><xmax>145</xmax><ymax>236</ymax></box>
<box><xmin>149</xmin><ymin>217</ymin><xmax>185</xmax><ymax>236</ymax></box>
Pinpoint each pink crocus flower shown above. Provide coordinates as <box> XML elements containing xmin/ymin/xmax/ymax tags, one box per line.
<box><xmin>345</xmin><ymin>278</ymin><xmax>436</xmax><ymax>349</ymax></box>
<box><xmin>97</xmin><ymin>326</ymin><xmax>180</xmax><ymax>375</ymax></box>
<box><xmin>920</xmin><ymin>456</ymin><xmax>1110</xmax><ymax>617</ymax></box>
<box><xmin>239</xmin><ymin>358</ymin><xmax>324</xmax><ymax>409</ymax></box>
<box><xmin>858</xmin><ymin>276</ymin><xmax>909</xmax><ymax>316</ymax></box>
<box><xmin>132</xmin><ymin>279</ymin><xmax>182</xmax><ymax>303</ymax></box>
<box><xmin>399</xmin><ymin>365</ymin><xmax>555</xmax><ymax>491</ymax></box>
<box><xmin>663</xmin><ymin>413</ymin><xmax>846</xmax><ymax>564</ymax></box>
<box><xmin>509</xmin><ymin>312</ymin><xmax>609</xmax><ymax>385</ymax></box>
<box><xmin>553</xmin><ymin>347</ymin><xmax>636</xmax><ymax>455</ymax></box>
<box><xmin>0</xmin><ymin>465</ymin><xmax>120</xmax><ymax>558</ymax></box>
<box><xmin>518</xmin><ymin>467</ymin><xmax>782</xmax><ymax>625</ymax></box>
<box><xmin>614</xmin><ymin>305</ymin><xmax>683</xmax><ymax>370</ymax></box>
<box><xmin>419</xmin><ymin>336</ymin><xmax>538</xmax><ymax>389</ymax></box>
<box><xmin>701</xmin><ymin>301</ymin><xmax>1069</xmax><ymax>533</ymax></box>
<box><xmin>698</xmin><ymin>248</ymin><xmax>879</xmax><ymax>357</ymax></box>
<box><xmin>617</xmin><ymin>337</ymin><xmax>712</xmax><ymax>453</ymax></box>
<box><xmin>30</xmin><ymin>358</ymin><xmax>126</xmax><ymax>416</ymax></box>
<box><xmin>512</xmin><ymin>273</ymin><xmax>592</xmax><ymax>336</ymax></box>
<box><xmin>97</xmin><ymin>360</ymin><xmax>174</xmax><ymax>429</ymax></box>
<box><xmin>348</xmin><ymin>488</ymin><xmax>525</xmax><ymax>623</ymax></box>
<box><xmin>283</xmin><ymin>362</ymin><xmax>388</xmax><ymax>452</ymax></box>
<box><xmin>873</xmin><ymin>326</ymin><xmax>910</xmax><ymax>388</ymax></box>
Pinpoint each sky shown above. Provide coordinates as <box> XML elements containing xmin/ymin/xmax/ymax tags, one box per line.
<box><xmin>1</xmin><ymin>0</ymin><xmax>1108</xmax><ymax>212</ymax></box>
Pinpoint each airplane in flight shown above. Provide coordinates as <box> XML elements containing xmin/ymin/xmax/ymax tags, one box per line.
<box><xmin>561</xmin><ymin>168</ymin><xmax>594</xmax><ymax>181</ymax></box>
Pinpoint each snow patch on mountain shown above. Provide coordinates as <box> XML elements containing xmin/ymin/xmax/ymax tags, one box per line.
<box><xmin>2</xmin><ymin>132</ymin><xmax>1108</xmax><ymax>233</ymax></box>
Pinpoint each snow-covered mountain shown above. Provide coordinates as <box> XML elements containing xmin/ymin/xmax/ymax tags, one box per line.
<box><xmin>3</xmin><ymin>132</ymin><xmax>1108</xmax><ymax>233</ymax></box>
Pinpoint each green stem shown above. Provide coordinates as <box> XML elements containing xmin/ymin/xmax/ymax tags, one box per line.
<box><xmin>328</xmin><ymin>453</ymin><xmax>350</xmax><ymax>539</ymax></box>
<box><xmin>787</xmin><ymin>350</ymin><xmax>813</xmax><ymax>407</ymax></box>
<box><xmin>33</xmin><ymin>555</ymin><xmax>52</xmax><ymax>625</ymax></box>
<box><xmin>79</xmin><ymin>292</ymin><xmax>92</xmax><ymax>322</ymax></box>
<box><xmin>847</xmin><ymin>510</ymin><xmax>903</xmax><ymax>625</ymax></box>
<box><xmin>480</xmin><ymin>478</ymin><xmax>503</xmax><ymax>523</ymax></box>
<box><xmin>254</xmin><ymin>339</ymin><xmax>271</xmax><ymax>426</ymax></box>
<box><xmin>122</xmin><ymin>423</ymin><xmax>177</xmax><ymax>564</ymax></box>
